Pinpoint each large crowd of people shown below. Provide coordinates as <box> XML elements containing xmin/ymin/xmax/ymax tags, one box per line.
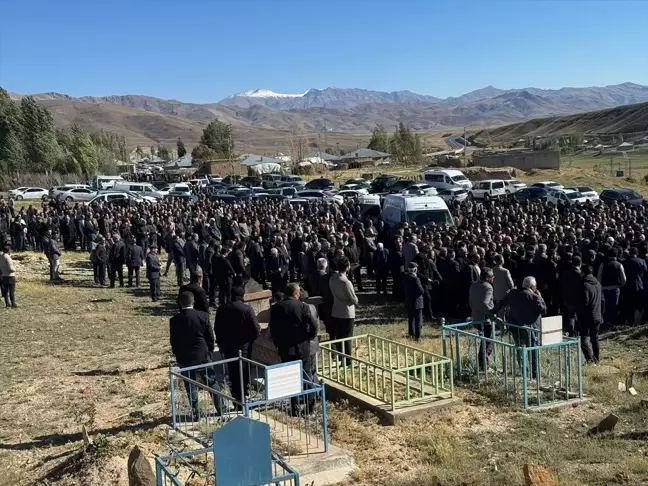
<box><xmin>2</xmin><ymin>183</ymin><xmax>648</xmax><ymax>379</ymax></box>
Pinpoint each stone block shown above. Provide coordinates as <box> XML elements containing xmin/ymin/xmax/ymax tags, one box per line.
<box><xmin>523</xmin><ymin>463</ymin><xmax>556</xmax><ymax>486</ymax></box>
<box><xmin>127</xmin><ymin>446</ymin><xmax>155</xmax><ymax>486</ymax></box>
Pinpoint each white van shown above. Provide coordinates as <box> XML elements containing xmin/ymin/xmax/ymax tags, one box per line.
<box><xmin>422</xmin><ymin>169</ymin><xmax>472</xmax><ymax>191</ymax></box>
<box><xmin>92</xmin><ymin>175</ymin><xmax>125</xmax><ymax>190</ymax></box>
<box><xmin>113</xmin><ymin>182</ymin><xmax>165</xmax><ymax>199</ymax></box>
<box><xmin>382</xmin><ymin>194</ymin><xmax>454</xmax><ymax>228</ymax></box>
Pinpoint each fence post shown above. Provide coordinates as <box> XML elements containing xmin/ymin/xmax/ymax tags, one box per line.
<box><xmin>169</xmin><ymin>369</ymin><xmax>177</xmax><ymax>430</ymax></box>
<box><xmin>522</xmin><ymin>349</ymin><xmax>529</xmax><ymax>408</ymax></box>
<box><xmin>321</xmin><ymin>385</ymin><xmax>329</xmax><ymax>453</ymax></box>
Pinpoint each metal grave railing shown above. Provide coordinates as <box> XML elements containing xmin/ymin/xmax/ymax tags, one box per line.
<box><xmin>155</xmin><ymin>447</ymin><xmax>300</xmax><ymax>486</ymax></box>
<box><xmin>316</xmin><ymin>334</ymin><xmax>453</xmax><ymax>411</ymax></box>
<box><xmin>169</xmin><ymin>355</ymin><xmax>328</xmax><ymax>460</ymax></box>
<box><xmin>441</xmin><ymin>321</ymin><xmax>583</xmax><ymax>408</ymax></box>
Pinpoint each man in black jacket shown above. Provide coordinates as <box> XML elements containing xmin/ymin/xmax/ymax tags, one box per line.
<box><xmin>146</xmin><ymin>245</ymin><xmax>161</xmax><ymax>301</ymax></box>
<box><xmin>94</xmin><ymin>236</ymin><xmax>108</xmax><ymax>286</ymax></box>
<box><xmin>179</xmin><ymin>269</ymin><xmax>210</xmax><ymax>314</ymax></box>
<box><xmin>170</xmin><ymin>292</ymin><xmax>222</xmax><ymax>420</ymax></box>
<box><xmin>109</xmin><ymin>233</ymin><xmax>125</xmax><ymax>288</ymax></box>
<box><xmin>212</xmin><ymin>246</ymin><xmax>235</xmax><ymax>306</ymax></box>
<box><xmin>415</xmin><ymin>246</ymin><xmax>442</xmax><ymax>322</ymax></box>
<box><xmin>559</xmin><ymin>256</ymin><xmax>583</xmax><ymax>337</ymax></box>
<box><xmin>404</xmin><ymin>262</ymin><xmax>424</xmax><ymax>341</ymax></box>
<box><xmin>202</xmin><ymin>239</ymin><xmax>216</xmax><ymax>304</ymax></box>
<box><xmin>597</xmin><ymin>248</ymin><xmax>626</xmax><ymax>329</ymax></box>
<box><xmin>578</xmin><ymin>265</ymin><xmax>603</xmax><ymax>363</ymax></box>
<box><xmin>214</xmin><ymin>286</ymin><xmax>260</xmax><ymax>404</ymax></box>
<box><xmin>125</xmin><ymin>237</ymin><xmax>144</xmax><ymax>288</ymax></box>
<box><xmin>269</xmin><ymin>283</ymin><xmax>319</xmax><ymax>415</ymax></box>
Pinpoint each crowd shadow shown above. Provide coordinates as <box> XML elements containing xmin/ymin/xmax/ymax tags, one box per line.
<box><xmin>72</xmin><ymin>363</ymin><xmax>167</xmax><ymax>377</ymax></box>
<box><xmin>0</xmin><ymin>417</ymin><xmax>168</xmax><ymax>451</ymax></box>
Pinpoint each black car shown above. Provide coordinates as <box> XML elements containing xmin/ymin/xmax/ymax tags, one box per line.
<box><xmin>387</xmin><ymin>180</ymin><xmax>417</xmax><ymax>194</ymax></box>
<box><xmin>514</xmin><ymin>187</ymin><xmax>548</xmax><ymax>202</ymax></box>
<box><xmin>240</xmin><ymin>176</ymin><xmax>262</xmax><ymax>188</ymax></box>
<box><xmin>600</xmin><ymin>188</ymin><xmax>643</xmax><ymax>206</ymax></box>
<box><xmin>305</xmin><ymin>178</ymin><xmax>334</xmax><ymax>191</ymax></box>
<box><xmin>210</xmin><ymin>194</ymin><xmax>241</xmax><ymax>204</ymax></box>
<box><xmin>370</xmin><ymin>175</ymin><xmax>399</xmax><ymax>193</ymax></box>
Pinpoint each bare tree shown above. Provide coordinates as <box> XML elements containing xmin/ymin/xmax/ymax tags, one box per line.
<box><xmin>286</xmin><ymin>125</ymin><xmax>311</xmax><ymax>170</ymax></box>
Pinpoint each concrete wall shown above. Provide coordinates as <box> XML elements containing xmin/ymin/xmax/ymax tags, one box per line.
<box><xmin>472</xmin><ymin>150</ymin><xmax>560</xmax><ymax>170</ymax></box>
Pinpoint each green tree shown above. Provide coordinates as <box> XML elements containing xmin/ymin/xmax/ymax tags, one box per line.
<box><xmin>0</xmin><ymin>88</ymin><xmax>27</xmax><ymax>173</ymax></box>
<box><xmin>367</xmin><ymin>125</ymin><xmax>390</xmax><ymax>153</ymax></box>
<box><xmin>389</xmin><ymin>122</ymin><xmax>422</xmax><ymax>166</ymax></box>
<box><xmin>20</xmin><ymin>96</ymin><xmax>61</xmax><ymax>173</ymax></box>
<box><xmin>324</xmin><ymin>147</ymin><xmax>335</xmax><ymax>155</ymax></box>
<box><xmin>136</xmin><ymin>145</ymin><xmax>144</xmax><ymax>159</ymax></box>
<box><xmin>193</xmin><ymin>119</ymin><xmax>234</xmax><ymax>160</ymax></box>
<box><xmin>177</xmin><ymin>138</ymin><xmax>186</xmax><ymax>157</ymax></box>
<box><xmin>150</xmin><ymin>145</ymin><xmax>156</xmax><ymax>157</ymax></box>
<box><xmin>158</xmin><ymin>144</ymin><xmax>171</xmax><ymax>161</ymax></box>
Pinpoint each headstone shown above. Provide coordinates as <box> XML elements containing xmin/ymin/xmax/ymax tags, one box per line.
<box><xmin>541</xmin><ymin>316</ymin><xmax>563</xmax><ymax>346</ymax></box>
<box><xmin>523</xmin><ymin>464</ymin><xmax>556</xmax><ymax>486</ymax></box>
<box><xmin>586</xmin><ymin>413</ymin><xmax>619</xmax><ymax>436</ymax></box>
<box><xmin>127</xmin><ymin>446</ymin><xmax>156</xmax><ymax>486</ymax></box>
<box><xmin>213</xmin><ymin>417</ymin><xmax>273</xmax><ymax>486</ymax></box>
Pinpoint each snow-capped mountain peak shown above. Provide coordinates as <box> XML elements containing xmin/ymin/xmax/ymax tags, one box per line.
<box><xmin>235</xmin><ymin>88</ymin><xmax>307</xmax><ymax>99</ymax></box>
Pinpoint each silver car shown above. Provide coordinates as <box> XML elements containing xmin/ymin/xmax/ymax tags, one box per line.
<box><xmin>58</xmin><ymin>187</ymin><xmax>98</xmax><ymax>202</ymax></box>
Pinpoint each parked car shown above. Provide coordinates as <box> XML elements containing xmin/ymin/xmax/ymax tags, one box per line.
<box><xmin>437</xmin><ymin>187</ymin><xmax>469</xmax><ymax>204</ymax></box>
<box><xmin>469</xmin><ymin>179</ymin><xmax>507</xmax><ymax>200</ymax></box>
<box><xmin>296</xmin><ymin>190</ymin><xmax>343</xmax><ymax>205</ymax></box>
<box><xmin>278</xmin><ymin>175</ymin><xmax>306</xmax><ymax>188</ymax></box>
<box><xmin>514</xmin><ymin>187</ymin><xmax>549</xmax><ymax>202</ymax></box>
<box><xmin>337</xmin><ymin>189</ymin><xmax>366</xmax><ymax>199</ymax></box>
<box><xmin>49</xmin><ymin>184</ymin><xmax>91</xmax><ymax>199</ymax></box>
<box><xmin>240</xmin><ymin>176</ymin><xmax>262</xmax><ymax>188</ymax></box>
<box><xmin>600</xmin><ymin>188</ymin><xmax>644</xmax><ymax>206</ymax></box>
<box><xmin>402</xmin><ymin>183</ymin><xmax>438</xmax><ymax>196</ymax></box>
<box><xmin>172</xmin><ymin>183</ymin><xmax>192</xmax><ymax>193</ymax></box>
<box><xmin>531</xmin><ymin>181</ymin><xmax>564</xmax><ymax>191</ymax></box>
<box><xmin>87</xmin><ymin>192</ymin><xmax>134</xmax><ymax>206</ymax></box>
<box><xmin>165</xmin><ymin>192</ymin><xmax>199</xmax><ymax>203</ymax></box>
<box><xmin>210</xmin><ymin>194</ymin><xmax>241</xmax><ymax>204</ymax></box>
<box><xmin>344</xmin><ymin>178</ymin><xmax>371</xmax><ymax>189</ymax></box>
<box><xmin>546</xmin><ymin>189</ymin><xmax>588</xmax><ymax>206</ymax></box>
<box><xmin>268</xmin><ymin>187</ymin><xmax>298</xmax><ymax>198</ymax></box>
<box><xmin>261</xmin><ymin>173</ymin><xmax>283</xmax><ymax>189</ymax></box>
<box><xmin>57</xmin><ymin>187</ymin><xmax>98</xmax><ymax>202</ymax></box>
<box><xmin>339</xmin><ymin>183</ymin><xmax>369</xmax><ymax>194</ymax></box>
<box><xmin>567</xmin><ymin>186</ymin><xmax>599</xmax><ymax>203</ymax></box>
<box><xmin>10</xmin><ymin>187</ymin><xmax>48</xmax><ymax>200</ymax></box>
<box><xmin>188</xmin><ymin>178</ymin><xmax>209</xmax><ymax>188</ymax></box>
<box><xmin>503</xmin><ymin>179</ymin><xmax>527</xmax><ymax>194</ymax></box>
<box><xmin>370</xmin><ymin>175</ymin><xmax>399</xmax><ymax>194</ymax></box>
<box><xmin>304</xmin><ymin>178</ymin><xmax>334</xmax><ymax>191</ymax></box>
<box><xmin>385</xmin><ymin>180</ymin><xmax>416</xmax><ymax>194</ymax></box>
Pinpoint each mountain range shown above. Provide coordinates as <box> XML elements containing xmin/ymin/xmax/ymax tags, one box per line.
<box><xmin>8</xmin><ymin>82</ymin><xmax>648</xmax><ymax>149</ymax></box>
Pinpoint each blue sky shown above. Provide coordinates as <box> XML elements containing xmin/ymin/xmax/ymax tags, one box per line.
<box><xmin>1</xmin><ymin>0</ymin><xmax>647</xmax><ymax>102</ymax></box>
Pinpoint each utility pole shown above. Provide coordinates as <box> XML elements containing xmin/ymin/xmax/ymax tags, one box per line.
<box><xmin>463</xmin><ymin>126</ymin><xmax>467</xmax><ymax>167</ymax></box>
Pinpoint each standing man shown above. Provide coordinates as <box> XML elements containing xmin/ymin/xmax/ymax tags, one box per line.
<box><xmin>173</xmin><ymin>232</ymin><xmax>187</xmax><ymax>287</ymax></box>
<box><xmin>125</xmin><ymin>237</ymin><xmax>144</xmax><ymax>288</ymax></box>
<box><xmin>212</xmin><ymin>246</ymin><xmax>235</xmax><ymax>306</ymax></box>
<box><xmin>372</xmin><ymin>242</ymin><xmax>390</xmax><ymax>295</ymax></box>
<box><xmin>579</xmin><ymin>265</ymin><xmax>603</xmax><ymax>363</ymax></box>
<box><xmin>403</xmin><ymin>262</ymin><xmax>424</xmax><ymax>341</ymax></box>
<box><xmin>559</xmin><ymin>255</ymin><xmax>583</xmax><ymax>337</ymax></box>
<box><xmin>170</xmin><ymin>292</ymin><xmax>222</xmax><ymax>420</ymax></box>
<box><xmin>109</xmin><ymin>233</ymin><xmax>126</xmax><ymax>288</ymax></box>
<box><xmin>94</xmin><ymin>236</ymin><xmax>109</xmax><ymax>286</ymax></box>
<box><xmin>0</xmin><ymin>245</ymin><xmax>17</xmax><ymax>308</ymax></box>
<box><xmin>597</xmin><ymin>248</ymin><xmax>626</xmax><ymax>330</ymax></box>
<box><xmin>329</xmin><ymin>257</ymin><xmax>358</xmax><ymax>360</ymax></box>
<box><xmin>621</xmin><ymin>247</ymin><xmax>647</xmax><ymax>326</ymax></box>
<box><xmin>47</xmin><ymin>230</ymin><xmax>62</xmax><ymax>282</ymax></box>
<box><xmin>146</xmin><ymin>245</ymin><xmax>162</xmax><ymax>301</ymax></box>
<box><xmin>185</xmin><ymin>233</ymin><xmax>200</xmax><ymax>273</ymax></box>
<box><xmin>179</xmin><ymin>269</ymin><xmax>210</xmax><ymax>314</ymax></box>
<box><xmin>214</xmin><ymin>286</ymin><xmax>260</xmax><ymax>405</ymax></box>
<box><xmin>469</xmin><ymin>267</ymin><xmax>498</xmax><ymax>371</ymax></box>
<box><xmin>269</xmin><ymin>283</ymin><xmax>319</xmax><ymax>415</ymax></box>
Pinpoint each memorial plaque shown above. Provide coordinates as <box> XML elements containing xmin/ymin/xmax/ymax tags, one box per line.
<box><xmin>265</xmin><ymin>361</ymin><xmax>303</xmax><ymax>400</ymax></box>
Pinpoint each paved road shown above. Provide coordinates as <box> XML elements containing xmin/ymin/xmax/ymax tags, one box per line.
<box><xmin>446</xmin><ymin>135</ymin><xmax>466</xmax><ymax>149</ymax></box>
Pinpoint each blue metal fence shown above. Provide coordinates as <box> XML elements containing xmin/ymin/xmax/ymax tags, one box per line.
<box><xmin>168</xmin><ymin>355</ymin><xmax>328</xmax><ymax>459</ymax></box>
<box><xmin>441</xmin><ymin>321</ymin><xmax>583</xmax><ymax>408</ymax></box>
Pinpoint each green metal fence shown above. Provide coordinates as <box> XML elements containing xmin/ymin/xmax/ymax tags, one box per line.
<box><xmin>441</xmin><ymin>321</ymin><xmax>583</xmax><ymax>409</ymax></box>
<box><xmin>317</xmin><ymin>334</ymin><xmax>453</xmax><ymax>411</ymax></box>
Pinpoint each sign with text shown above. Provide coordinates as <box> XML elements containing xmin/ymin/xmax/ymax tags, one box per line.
<box><xmin>540</xmin><ymin>315</ymin><xmax>563</xmax><ymax>346</ymax></box>
<box><xmin>265</xmin><ymin>361</ymin><xmax>303</xmax><ymax>401</ymax></box>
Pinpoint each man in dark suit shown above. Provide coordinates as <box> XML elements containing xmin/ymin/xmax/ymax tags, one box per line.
<box><xmin>212</xmin><ymin>246</ymin><xmax>235</xmax><ymax>306</ymax></box>
<box><xmin>125</xmin><ymin>237</ymin><xmax>144</xmax><ymax>288</ymax></box>
<box><xmin>269</xmin><ymin>283</ymin><xmax>319</xmax><ymax>415</ymax></box>
<box><xmin>179</xmin><ymin>269</ymin><xmax>210</xmax><ymax>314</ymax></box>
<box><xmin>403</xmin><ymin>262</ymin><xmax>424</xmax><ymax>341</ymax></box>
<box><xmin>172</xmin><ymin>233</ymin><xmax>186</xmax><ymax>287</ymax></box>
<box><xmin>621</xmin><ymin>247</ymin><xmax>647</xmax><ymax>326</ymax></box>
<box><xmin>578</xmin><ymin>265</ymin><xmax>603</xmax><ymax>363</ymax></box>
<box><xmin>170</xmin><ymin>292</ymin><xmax>222</xmax><ymax>420</ymax></box>
<box><xmin>214</xmin><ymin>286</ymin><xmax>260</xmax><ymax>404</ymax></box>
<box><xmin>109</xmin><ymin>233</ymin><xmax>126</xmax><ymax>288</ymax></box>
<box><xmin>469</xmin><ymin>267</ymin><xmax>499</xmax><ymax>370</ymax></box>
<box><xmin>146</xmin><ymin>245</ymin><xmax>161</xmax><ymax>301</ymax></box>
<box><xmin>201</xmin><ymin>239</ymin><xmax>216</xmax><ymax>305</ymax></box>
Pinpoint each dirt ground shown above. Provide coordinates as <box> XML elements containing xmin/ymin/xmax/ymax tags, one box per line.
<box><xmin>2</xmin><ymin>236</ymin><xmax>648</xmax><ymax>485</ymax></box>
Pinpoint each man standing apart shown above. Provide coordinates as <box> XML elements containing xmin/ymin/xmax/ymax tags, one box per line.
<box><xmin>329</xmin><ymin>257</ymin><xmax>358</xmax><ymax>361</ymax></box>
<box><xmin>170</xmin><ymin>292</ymin><xmax>222</xmax><ymax>420</ymax></box>
<box><xmin>403</xmin><ymin>262</ymin><xmax>424</xmax><ymax>341</ymax></box>
<box><xmin>125</xmin><ymin>237</ymin><xmax>144</xmax><ymax>288</ymax></box>
<box><xmin>47</xmin><ymin>230</ymin><xmax>62</xmax><ymax>282</ymax></box>
<box><xmin>270</xmin><ymin>283</ymin><xmax>319</xmax><ymax>415</ymax></box>
<box><xmin>214</xmin><ymin>286</ymin><xmax>260</xmax><ymax>405</ymax></box>
<box><xmin>0</xmin><ymin>245</ymin><xmax>17</xmax><ymax>308</ymax></box>
<box><xmin>578</xmin><ymin>265</ymin><xmax>603</xmax><ymax>363</ymax></box>
<box><xmin>109</xmin><ymin>233</ymin><xmax>126</xmax><ymax>288</ymax></box>
<box><xmin>146</xmin><ymin>245</ymin><xmax>162</xmax><ymax>301</ymax></box>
